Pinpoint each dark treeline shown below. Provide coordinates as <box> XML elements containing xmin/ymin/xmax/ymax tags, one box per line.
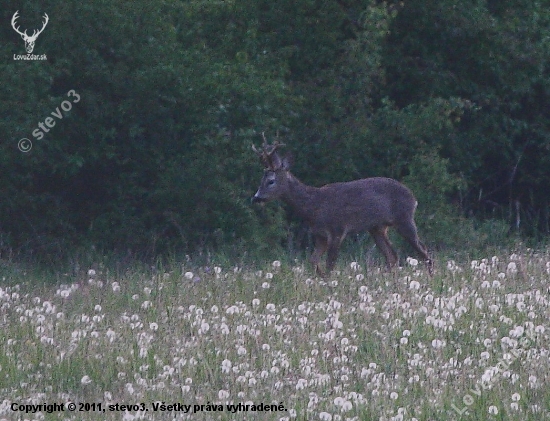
<box><xmin>1</xmin><ymin>0</ymin><xmax>549</xmax><ymax>262</ymax></box>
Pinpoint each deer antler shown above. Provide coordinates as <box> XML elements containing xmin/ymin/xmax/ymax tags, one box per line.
<box><xmin>32</xmin><ymin>13</ymin><xmax>49</xmax><ymax>39</ymax></box>
<box><xmin>252</xmin><ymin>132</ymin><xmax>285</xmax><ymax>169</ymax></box>
<box><xmin>11</xmin><ymin>11</ymin><xmax>48</xmax><ymax>38</ymax></box>
<box><xmin>11</xmin><ymin>11</ymin><xmax>26</xmax><ymax>37</ymax></box>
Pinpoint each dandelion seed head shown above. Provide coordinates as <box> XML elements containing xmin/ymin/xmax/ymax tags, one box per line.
<box><xmin>319</xmin><ymin>412</ymin><xmax>332</xmax><ymax>421</ymax></box>
<box><xmin>221</xmin><ymin>359</ymin><xmax>232</xmax><ymax>373</ymax></box>
<box><xmin>296</xmin><ymin>378</ymin><xmax>307</xmax><ymax>390</ymax></box>
<box><xmin>406</xmin><ymin>257</ymin><xmax>418</xmax><ymax>267</ymax></box>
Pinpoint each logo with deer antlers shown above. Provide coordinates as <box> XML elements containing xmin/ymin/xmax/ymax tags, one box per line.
<box><xmin>11</xmin><ymin>11</ymin><xmax>49</xmax><ymax>54</ymax></box>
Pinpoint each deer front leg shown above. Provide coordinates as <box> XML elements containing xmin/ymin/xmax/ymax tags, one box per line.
<box><xmin>326</xmin><ymin>243</ymin><xmax>340</xmax><ymax>273</ymax></box>
<box><xmin>370</xmin><ymin>227</ymin><xmax>398</xmax><ymax>270</ymax></box>
<box><xmin>310</xmin><ymin>235</ymin><xmax>328</xmax><ymax>276</ymax></box>
<box><xmin>326</xmin><ymin>231</ymin><xmax>347</xmax><ymax>273</ymax></box>
<box><xmin>394</xmin><ymin>219</ymin><xmax>433</xmax><ymax>275</ymax></box>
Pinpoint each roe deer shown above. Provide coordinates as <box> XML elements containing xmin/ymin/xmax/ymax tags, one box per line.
<box><xmin>251</xmin><ymin>135</ymin><xmax>432</xmax><ymax>276</ymax></box>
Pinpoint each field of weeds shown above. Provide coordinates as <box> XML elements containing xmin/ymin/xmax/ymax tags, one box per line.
<box><xmin>0</xmin><ymin>251</ymin><xmax>549</xmax><ymax>420</ymax></box>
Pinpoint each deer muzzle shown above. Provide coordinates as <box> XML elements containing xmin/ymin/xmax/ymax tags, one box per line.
<box><xmin>251</xmin><ymin>193</ymin><xmax>267</xmax><ymax>204</ymax></box>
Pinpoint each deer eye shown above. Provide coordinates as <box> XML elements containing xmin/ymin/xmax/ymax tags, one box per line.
<box><xmin>268</xmin><ymin>179</ymin><xmax>275</xmax><ymax>186</ymax></box>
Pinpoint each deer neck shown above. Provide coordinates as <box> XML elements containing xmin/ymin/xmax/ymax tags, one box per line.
<box><xmin>281</xmin><ymin>173</ymin><xmax>320</xmax><ymax>222</ymax></box>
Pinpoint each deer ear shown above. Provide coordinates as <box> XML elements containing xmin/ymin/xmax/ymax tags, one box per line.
<box><xmin>282</xmin><ymin>153</ymin><xmax>293</xmax><ymax>170</ymax></box>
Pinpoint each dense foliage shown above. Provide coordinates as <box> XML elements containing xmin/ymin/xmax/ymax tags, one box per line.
<box><xmin>1</xmin><ymin>0</ymin><xmax>549</xmax><ymax>261</ymax></box>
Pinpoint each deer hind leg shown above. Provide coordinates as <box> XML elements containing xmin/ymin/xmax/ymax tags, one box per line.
<box><xmin>370</xmin><ymin>227</ymin><xmax>398</xmax><ymax>270</ymax></box>
<box><xmin>395</xmin><ymin>219</ymin><xmax>433</xmax><ymax>274</ymax></box>
<box><xmin>310</xmin><ymin>235</ymin><xmax>328</xmax><ymax>276</ymax></box>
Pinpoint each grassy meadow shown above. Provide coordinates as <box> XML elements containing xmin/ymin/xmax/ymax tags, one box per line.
<box><xmin>0</xmin><ymin>250</ymin><xmax>549</xmax><ymax>420</ymax></box>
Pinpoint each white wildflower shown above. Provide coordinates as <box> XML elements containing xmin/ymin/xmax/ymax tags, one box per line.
<box><xmin>431</xmin><ymin>339</ymin><xmax>445</xmax><ymax>349</ymax></box>
<box><xmin>221</xmin><ymin>359</ymin><xmax>232</xmax><ymax>373</ymax></box>
<box><xmin>406</xmin><ymin>257</ymin><xmax>418</xmax><ymax>267</ymax></box>
<box><xmin>319</xmin><ymin>412</ymin><xmax>332</xmax><ymax>421</ymax></box>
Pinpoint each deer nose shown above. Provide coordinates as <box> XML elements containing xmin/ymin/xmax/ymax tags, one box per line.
<box><xmin>251</xmin><ymin>193</ymin><xmax>266</xmax><ymax>204</ymax></box>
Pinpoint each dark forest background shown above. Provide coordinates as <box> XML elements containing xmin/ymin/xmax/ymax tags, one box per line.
<box><xmin>1</xmin><ymin>0</ymin><xmax>549</xmax><ymax>265</ymax></box>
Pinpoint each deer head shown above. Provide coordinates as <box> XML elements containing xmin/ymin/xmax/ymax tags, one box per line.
<box><xmin>251</xmin><ymin>133</ymin><xmax>291</xmax><ymax>203</ymax></box>
<box><xmin>12</xmin><ymin>11</ymin><xmax>49</xmax><ymax>54</ymax></box>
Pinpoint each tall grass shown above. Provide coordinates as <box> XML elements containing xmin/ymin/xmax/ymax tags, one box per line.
<box><xmin>0</xmin><ymin>250</ymin><xmax>549</xmax><ymax>420</ymax></box>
